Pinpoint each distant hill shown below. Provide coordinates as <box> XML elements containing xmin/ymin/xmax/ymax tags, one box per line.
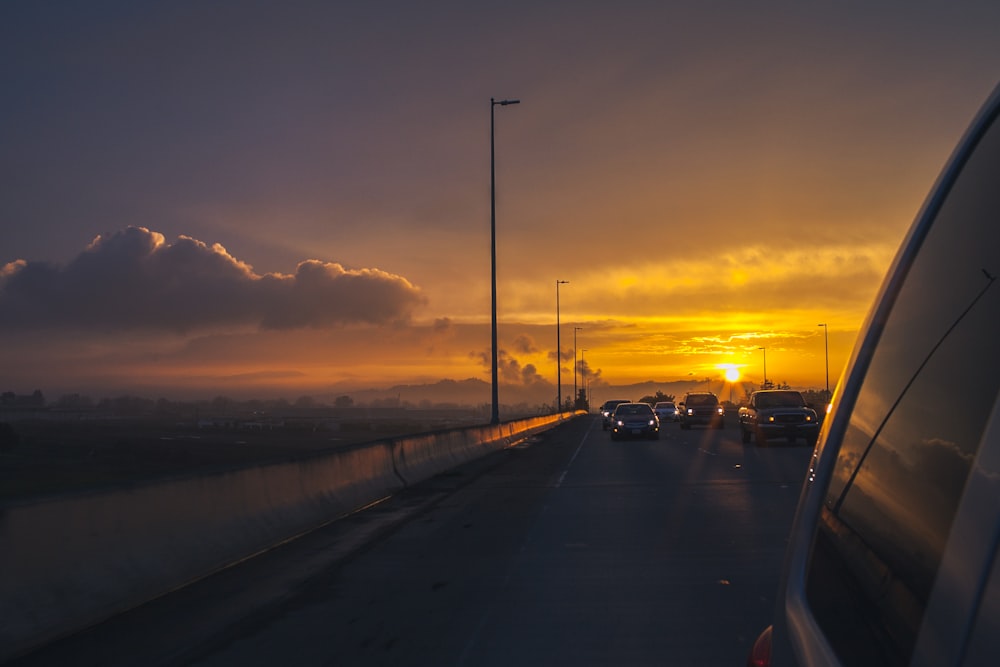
<box><xmin>320</xmin><ymin>377</ymin><xmax>735</xmax><ymax>409</ymax></box>
<box><xmin>339</xmin><ymin>378</ymin><xmax>494</xmax><ymax>407</ymax></box>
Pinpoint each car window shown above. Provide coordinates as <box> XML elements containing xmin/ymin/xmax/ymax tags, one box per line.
<box><xmin>804</xmin><ymin>101</ymin><xmax>1000</xmax><ymax>666</ymax></box>
<box><xmin>757</xmin><ymin>392</ymin><xmax>805</xmax><ymax>409</ymax></box>
<box><xmin>686</xmin><ymin>394</ymin><xmax>716</xmax><ymax>406</ymax></box>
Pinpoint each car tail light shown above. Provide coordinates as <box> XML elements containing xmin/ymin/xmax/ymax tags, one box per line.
<box><xmin>747</xmin><ymin>625</ymin><xmax>772</xmax><ymax>667</ymax></box>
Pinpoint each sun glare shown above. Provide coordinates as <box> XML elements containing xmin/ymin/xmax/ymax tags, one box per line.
<box><xmin>722</xmin><ymin>366</ymin><xmax>741</xmax><ymax>383</ymax></box>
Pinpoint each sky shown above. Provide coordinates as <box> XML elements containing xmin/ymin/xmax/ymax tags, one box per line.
<box><xmin>2</xmin><ymin>0</ymin><xmax>1000</xmax><ymax>406</ymax></box>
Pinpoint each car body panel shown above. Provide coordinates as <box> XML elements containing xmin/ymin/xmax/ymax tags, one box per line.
<box><xmin>609</xmin><ymin>402</ymin><xmax>659</xmax><ymax>440</ymax></box>
<box><xmin>599</xmin><ymin>399</ymin><xmax>631</xmax><ymax>430</ymax></box>
<box><xmin>678</xmin><ymin>392</ymin><xmax>724</xmax><ymax>429</ymax></box>
<box><xmin>760</xmin><ymin>81</ymin><xmax>1000</xmax><ymax>667</ymax></box>
<box><xmin>738</xmin><ymin>390</ymin><xmax>819</xmax><ymax>445</ymax></box>
<box><xmin>653</xmin><ymin>401</ymin><xmax>679</xmax><ymax>422</ymax></box>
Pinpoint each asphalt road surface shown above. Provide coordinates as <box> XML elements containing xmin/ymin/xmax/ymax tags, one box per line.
<box><xmin>10</xmin><ymin>414</ymin><xmax>814</xmax><ymax>666</ymax></box>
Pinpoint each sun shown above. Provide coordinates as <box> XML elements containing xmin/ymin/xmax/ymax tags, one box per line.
<box><xmin>724</xmin><ymin>367</ymin><xmax>741</xmax><ymax>383</ymax></box>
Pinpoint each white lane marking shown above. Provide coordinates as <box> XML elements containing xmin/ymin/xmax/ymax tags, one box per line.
<box><xmin>698</xmin><ymin>448</ymin><xmax>717</xmax><ymax>456</ymax></box>
<box><xmin>556</xmin><ymin>418</ymin><xmax>596</xmax><ymax>487</ymax></box>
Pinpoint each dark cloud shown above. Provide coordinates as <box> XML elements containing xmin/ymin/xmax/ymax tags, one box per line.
<box><xmin>577</xmin><ymin>358</ymin><xmax>600</xmax><ymax>384</ymax></box>
<box><xmin>521</xmin><ymin>363</ymin><xmax>546</xmax><ymax>386</ymax></box>
<box><xmin>0</xmin><ymin>227</ymin><xmax>425</xmax><ymax>332</ymax></box>
<box><xmin>512</xmin><ymin>334</ymin><xmax>538</xmax><ymax>354</ymax></box>
<box><xmin>547</xmin><ymin>346</ymin><xmax>576</xmax><ymax>363</ymax></box>
<box><xmin>471</xmin><ymin>348</ymin><xmax>553</xmax><ymax>387</ymax></box>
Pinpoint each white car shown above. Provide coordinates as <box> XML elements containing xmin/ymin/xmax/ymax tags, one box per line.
<box><xmin>750</xmin><ymin>81</ymin><xmax>1000</xmax><ymax>667</ymax></box>
<box><xmin>653</xmin><ymin>401</ymin><xmax>678</xmax><ymax>422</ymax></box>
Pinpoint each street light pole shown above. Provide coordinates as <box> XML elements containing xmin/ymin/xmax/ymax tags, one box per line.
<box><xmin>556</xmin><ymin>279</ymin><xmax>569</xmax><ymax>412</ymax></box>
<box><xmin>582</xmin><ymin>349</ymin><xmax>589</xmax><ymax>409</ymax></box>
<box><xmin>490</xmin><ymin>97</ymin><xmax>520</xmax><ymax>425</ymax></box>
<box><xmin>818</xmin><ymin>323</ymin><xmax>829</xmax><ymax>395</ymax></box>
<box><xmin>573</xmin><ymin>326</ymin><xmax>583</xmax><ymax>406</ymax></box>
<box><xmin>759</xmin><ymin>346</ymin><xmax>767</xmax><ymax>389</ymax></box>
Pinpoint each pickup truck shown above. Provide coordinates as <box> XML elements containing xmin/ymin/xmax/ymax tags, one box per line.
<box><xmin>738</xmin><ymin>389</ymin><xmax>819</xmax><ymax>446</ymax></box>
<box><xmin>678</xmin><ymin>392</ymin><xmax>725</xmax><ymax>430</ymax></box>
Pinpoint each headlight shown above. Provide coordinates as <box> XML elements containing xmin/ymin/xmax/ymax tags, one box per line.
<box><xmin>648</xmin><ymin>419</ymin><xmax>656</xmax><ymax>426</ymax></box>
<box><xmin>716</xmin><ymin>406</ymin><xmax>724</xmax><ymax>415</ymax></box>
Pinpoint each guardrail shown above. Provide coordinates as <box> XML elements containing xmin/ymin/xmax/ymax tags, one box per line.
<box><xmin>0</xmin><ymin>411</ymin><xmax>582</xmax><ymax>661</ymax></box>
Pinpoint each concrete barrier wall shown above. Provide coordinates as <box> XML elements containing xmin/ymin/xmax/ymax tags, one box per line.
<box><xmin>392</xmin><ymin>414</ymin><xmax>569</xmax><ymax>486</ymax></box>
<box><xmin>0</xmin><ymin>412</ymin><xmax>577</xmax><ymax>661</ymax></box>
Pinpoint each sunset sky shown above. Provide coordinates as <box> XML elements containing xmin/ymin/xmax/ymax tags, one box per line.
<box><xmin>3</xmin><ymin>1</ymin><xmax>1000</xmax><ymax>405</ymax></box>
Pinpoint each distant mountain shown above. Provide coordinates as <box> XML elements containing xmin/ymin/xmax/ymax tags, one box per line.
<box><xmin>319</xmin><ymin>377</ymin><xmax>728</xmax><ymax>408</ymax></box>
<box><xmin>346</xmin><ymin>378</ymin><xmax>493</xmax><ymax>406</ymax></box>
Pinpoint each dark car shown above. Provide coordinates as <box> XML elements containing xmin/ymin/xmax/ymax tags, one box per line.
<box><xmin>738</xmin><ymin>390</ymin><xmax>819</xmax><ymax>447</ymax></box>
<box><xmin>609</xmin><ymin>402</ymin><xmax>659</xmax><ymax>441</ymax></box>
<box><xmin>678</xmin><ymin>392</ymin><xmax>724</xmax><ymax>430</ymax></box>
<box><xmin>749</xmin><ymin>82</ymin><xmax>1000</xmax><ymax>667</ymax></box>
<box><xmin>599</xmin><ymin>399</ymin><xmax>631</xmax><ymax>430</ymax></box>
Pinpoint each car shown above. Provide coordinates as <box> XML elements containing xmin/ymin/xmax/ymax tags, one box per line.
<box><xmin>738</xmin><ymin>390</ymin><xmax>819</xmax><ymax>447</ymax></box>
<box><xmin>609</xmin><ymin>402</ymin><xmax>659</xmax><ymax>441</ymax></box>
<box><xmin>599</xmin><ymin>399</ymin><xmax>631</xmax><ymax>430</ymax></box>
<box><xmin>677</xmin><ymin>392</ymin><xmax>724</xmax><ymax>429</ymax></box>
<box><xmin>653</xmin><ymin>401</ymin><xmax>679</xmax><ymax>422</ymax></box>
<box><xmin>749</xmin><ymin>82</ymin><xmax>1000</xmax><ymax>667</ymax></box>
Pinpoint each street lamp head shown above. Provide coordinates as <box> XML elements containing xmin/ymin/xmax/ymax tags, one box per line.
<box><xmin>494</xmin><ymin>98</ymin><xmax>520</xmax><ymax>106</ymax></box>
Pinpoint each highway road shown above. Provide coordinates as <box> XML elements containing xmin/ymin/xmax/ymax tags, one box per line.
<box><xmin>10</xmin><ymin>414</ymin><xmax>814</xmax><ymax>666</ymax></box>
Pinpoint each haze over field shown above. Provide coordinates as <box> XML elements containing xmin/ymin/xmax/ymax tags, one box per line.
<box><xmin>3</xmin><ymin>1</ymin><xmax>999</xmax><ymax>405</ymax></box>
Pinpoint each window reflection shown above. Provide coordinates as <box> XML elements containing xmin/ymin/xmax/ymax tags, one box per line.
<box><xmin>807</xmin><ymin>103</ymin><xmax>1000</xmax><ymax>666</ymax></box>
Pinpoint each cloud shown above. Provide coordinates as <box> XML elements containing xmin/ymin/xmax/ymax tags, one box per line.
<box><xmin>0</xmin><ymin>227</ymin><xmax>425</xmax><ymax>333</ymax></box>
<box><xmin>470</xmin><ymin>347</ymin><xmax>553</xmax><ymax>387</ymax></box>
<box><xmin>512</xmin><ymin>334</ymin><xmax>538</xmax><ymax>354</ymax></box>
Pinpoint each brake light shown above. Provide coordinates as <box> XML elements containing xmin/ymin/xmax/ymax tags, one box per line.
<box><xmin>747</xmin><ymin>625</ymin><xmax>772</xmax><ymax>667</ymax></box>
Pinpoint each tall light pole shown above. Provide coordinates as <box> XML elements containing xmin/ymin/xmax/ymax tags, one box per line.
<box><xmin>818</xmin><ymin>323</ymin><xmax>829</xmax><ymax>395</ymax></box>
<box><xmin>490</xmin><ymin>97</ymin><xmax>520</xmax><ymax>425</ymax></box>
<box><xmin>556</xmin><ymin>279</ymin><xmax>569</xmax><ymax>412</ymax></box>
<box><xmin>582</xmin><ymin>349</ymin><xmax>589</xmax><ymax>409</ymax></box>
<box><xmin>759</xmin><ymin>346</ymin><xmax>767</xmax><ymax>389</ymax></box>
<box><xmin>573</xmin><ymin>326</ymin><xmax>583</xmax><ymax>406</ymax></box>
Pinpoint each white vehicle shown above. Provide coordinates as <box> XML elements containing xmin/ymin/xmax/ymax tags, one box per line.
<box><xmin>750</xmin><ymin>81</ymin><xmax>1000</xmax><ymax>666</ymax></box>
<box><xmin>653</xmin><ymin>401</ymin><xmax>679</xmax><ymax>422</ymax></box>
